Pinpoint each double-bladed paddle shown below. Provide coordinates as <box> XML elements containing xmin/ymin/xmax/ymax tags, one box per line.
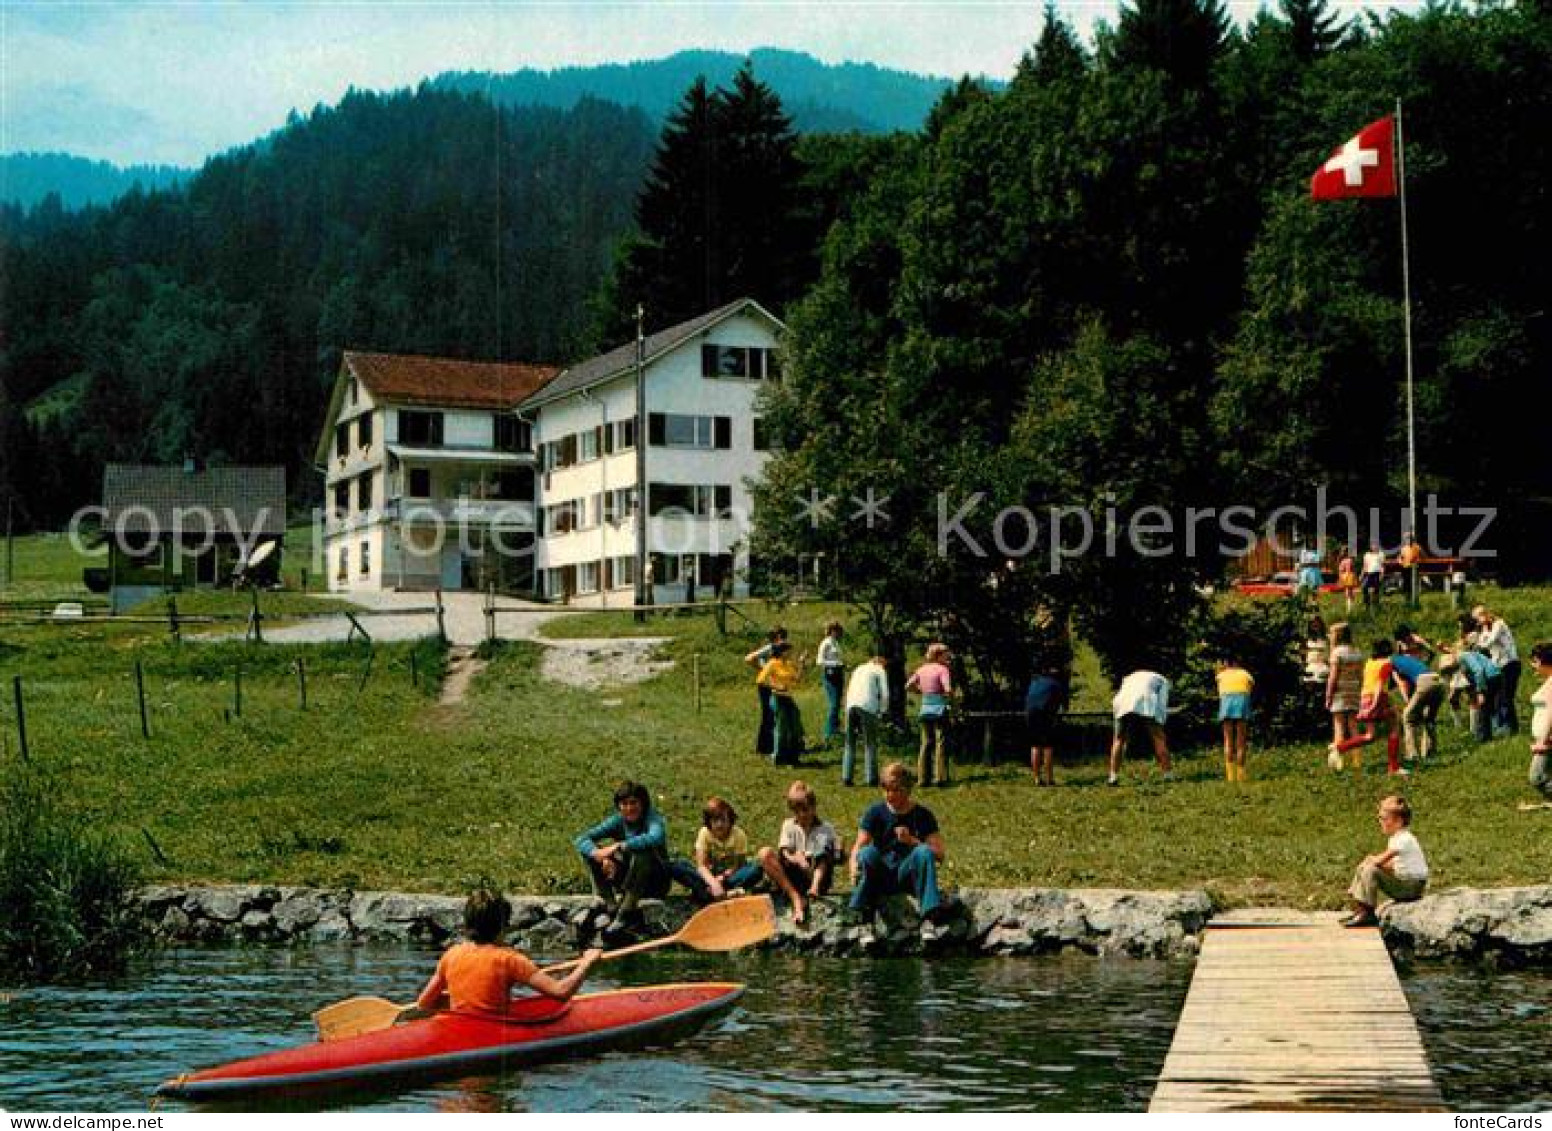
<box><xmin>312</xmin><ymin>894</ymin><xmax>775</xmax><ymax>1042</ymax></box>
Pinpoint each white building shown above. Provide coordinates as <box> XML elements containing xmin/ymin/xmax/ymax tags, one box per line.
<box><xmin>315</xmin><ymin>298</ymin><xmax>782</xmax><ymax>603</ymax></box>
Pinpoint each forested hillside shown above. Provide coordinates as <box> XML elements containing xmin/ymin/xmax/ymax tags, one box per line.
<box><xmin>0</xmin><ymin>90</ymin><xmax>658</xmax><ymax>525</ymax></box>
<box><xmin>0</xmin><ymin>152</ymin><xmax>192</xmax><ymax>211</ymax></box>
<box><xmin>433</xmin><ymin>47</ymin><xmax>960</xmax><ymax>134</ymax></box>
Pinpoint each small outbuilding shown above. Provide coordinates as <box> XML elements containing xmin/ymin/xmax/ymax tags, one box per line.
<box><xmin>99</xmin><ymin>461</ymin><xmax>288</xmax><ymax>611</ymax></box>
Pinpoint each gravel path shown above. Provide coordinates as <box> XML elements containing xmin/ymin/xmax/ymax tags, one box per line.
<box><xmin>200</xmin><ymin>591</ymin><xmax>673</xmax><ymax>692</ymax></box>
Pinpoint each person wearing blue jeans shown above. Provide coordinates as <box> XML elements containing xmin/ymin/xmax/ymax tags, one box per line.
<box><xmin>817</xmin><ymin>621</ymin><xmax>846</xmax><ymax>743</ymax></box>
<box><xmin>848</xmin><ymin>762</ymin><xmax>949</xmax><ymax>924</ymax></box>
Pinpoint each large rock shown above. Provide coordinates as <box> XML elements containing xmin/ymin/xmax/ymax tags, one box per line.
<box><xmin>1383</xmin><ymin>885</ymin><xmax>1552</xmax><ymax>964</ymax></box>
<box><xmin>350</xmin><ymin>892</ymin><xmax>463</xmax><ymax>942</ymax></box>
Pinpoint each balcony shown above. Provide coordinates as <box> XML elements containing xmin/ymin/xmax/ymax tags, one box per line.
<box><xmin>384</xmin><ymin>497</ymin><xmax>534</xmax><ymax>529</ymax></box>
<box><xmin>386</xmin><ymin>443</ymin><xmax>534</xmax><ymax>466</ymax></box>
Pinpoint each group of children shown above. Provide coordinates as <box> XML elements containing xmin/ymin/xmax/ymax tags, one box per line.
<box><xmin>746</xmin><ymin>622</ymin><xmax>960</xmax><ymax>791</ymax></box>
<box><xmin>574</xmin><ymin>763</ymin><xmax>951</xmax><ymax>937</ymax></box>
<box><xmin>576</xmin><ymin>778</ymin><xmax>842</xmax><ymax>933</ymax></box>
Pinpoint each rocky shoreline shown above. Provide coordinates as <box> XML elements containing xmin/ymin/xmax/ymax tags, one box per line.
<box><xmin>134</xmin><ymin>884</ymin><xmax>1213</xmax><ymax>959</ymax></box>
<box><xmin>132</xmin><ymin>883</ymin><xmax>1552</xmax><ymax>965</ymax></box>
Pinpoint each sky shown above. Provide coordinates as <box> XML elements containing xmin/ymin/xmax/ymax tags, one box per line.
<box><xmin>2</xmin><ymin>0</ymin><xmax>1419</xmax><ymax>168</ymax></box>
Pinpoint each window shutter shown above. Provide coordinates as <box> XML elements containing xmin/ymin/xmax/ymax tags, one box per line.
<box><xmin>603</xmin><ymin>425</ymin><xmax>615</xmax><ymax>455</ymax></box>
<box><xmin>714</xmin><ymin>416</ymin><xmax>732</xmax><ymax>449</ymax></box>
<box><xmin>649</xmin><ymin>413</ymin><xmax>666</xmax><ymax>446</ymax></box>
<box><xmin>431</xmin><ymin>414</ymin><xmax>445</xmax><ymax>446</ymax></box>
<box><xmin>702</xmin><ymin>344</ymin><xmax>718</xmax><ymax>378</ymax></box>
<box><xmin>715</xmin><ymin>486</ymin><xmax>732</xmax><ymax>516</ymax></box>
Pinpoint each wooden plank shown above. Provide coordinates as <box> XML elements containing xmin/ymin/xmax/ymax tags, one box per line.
<box><xmin>1149</xmin><ymin>914</ymin><xmax>1444</xmax><ymax>1112</ymax></box>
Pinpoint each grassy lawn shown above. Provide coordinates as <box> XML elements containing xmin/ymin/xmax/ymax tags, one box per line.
<box><xmin>3</xmin><ymin>530</ymin><xmax>1549</xmax><ymax>907</ymax></box>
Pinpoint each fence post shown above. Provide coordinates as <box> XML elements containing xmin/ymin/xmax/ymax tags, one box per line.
<box><xmin>357</xmin><ymin>646</ymin><xmax>376</xmax><ymax>694</ymax></box>
<box><xmin>296</xmin><ymin>658</ymin><xmax>308</xmax><ymax>711</ymax></box>
<box><xmin>485</xmin><ymin>584</ymin><xmax>496</xmax><ymax>644</ymax></box>
<box><xmin>693</xmin><ymin>653</ymin><xmax>702</xmax><ymax>713</ymax></box>
<box><xmin>435</xmin><ymin>589</ymin><xmax>447</xmax><ymax>646</ymax></box>
<box><xmin>410</xmin><ymin>648</ymin><xmax>419</xmax><ymax>689</ymax></box>
<box><xmin>247</xmin><ymin>587</ymin><xmax>264</xmax><ymax>644</ymax></box>
<box><xmin>233</xmin><ymin>663</ymin><xmax>243</xmax><ymax>719</ymax></box>
<box><xmin>12</xmin><ymin>675</ymin><xmax>28</xmax><ymax>762</ymax></box>
<box><xmin>982</xmin><ymin>716</ymin><xmax>996</xmax><ymax>766</ymax></box>
<box><xmin>167</xmin><ymin>597</ymin><xmax>181</xmax><ymax>644</ymax></box>
<box><xmin>135</xmin><ymin>660</ymin><xmax>150</xmax><ymax>739</ymax></box>
<box><xmin>715</xmin><ymin>593</ymin><xmax>728</xmax><ymax>637</ymax></box>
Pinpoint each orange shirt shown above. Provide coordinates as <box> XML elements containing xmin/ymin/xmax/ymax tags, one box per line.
<box><xmin>434</xmin><ymin>942</ymin><xmax>538</xmax><ymax>1017</ymax></box>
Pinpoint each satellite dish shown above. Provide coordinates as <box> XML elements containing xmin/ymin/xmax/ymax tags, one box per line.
<box><xmin>244</xmin><ymin>540</ymin><xmax>278</xmax><ymax>569</ymax></box>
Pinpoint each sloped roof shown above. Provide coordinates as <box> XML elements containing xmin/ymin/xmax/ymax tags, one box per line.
<box><xmin>102</xmin><ymin>464</ymin><xmax>288</xmax><ymax>537</ymax></box>
<box><xmin>343</xmin><ymin>351</ymin><xmax>561</xmax><ymax>410</ymax></box>
<box><xmin>519</xmin><ymin>297</ymin><xmax>783</xmax><ymax>409</ymax></box>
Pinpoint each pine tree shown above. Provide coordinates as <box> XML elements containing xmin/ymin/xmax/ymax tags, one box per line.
<box><xmin>598</xmin><ymin>64</ymin><xmax>811</xmax><ymax>341</ymax></box>
<box><xmin>1107</xmin><ymin>0</ymin><xmax>1232</xmax><ymax>88</ymax></box>
<box><xmin>1280</xmin><ymin>0</ymin><xmax>1343</xmax><ymax>62</ymax></box>
<box><xmin>1015</xmin><ymin>2</ymin><xmax>1091</xmax><ymax>89</ymax></box>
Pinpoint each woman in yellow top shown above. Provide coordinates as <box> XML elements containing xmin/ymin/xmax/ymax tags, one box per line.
<box><xmin>1215</xmin><ymin>659</ymin><xmax>1254</xmax><ymax>781</ymax></box>
<box><xmin>757</xmin><ymin>641</ymin><xmax>806</xmax><ymax>766</ymax></box>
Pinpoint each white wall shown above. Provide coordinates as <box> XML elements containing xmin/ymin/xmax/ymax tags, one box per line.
<box><xmin>534</xmin><ymin>310</ymin><xmax>777</xmax><ymax>595</ymax></box>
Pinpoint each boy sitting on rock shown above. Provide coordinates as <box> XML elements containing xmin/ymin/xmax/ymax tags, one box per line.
<box><xmin>757</xmin><ymin>779</ymin><xmax>840</xmax><ymax>926</ymax></box>
<box><xmin>1343</xmin><ymin>794</ymin><xmax>1428</xmax><ymax>928</ymax></box>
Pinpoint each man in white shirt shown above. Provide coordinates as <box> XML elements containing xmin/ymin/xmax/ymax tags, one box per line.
<box><xmin>843</xmin><ymin>655</ymin><xmax>890</xmax><ymax>787</ymax></box>
<box><xmin>1474</xmin><ymin>606</ymin><xmax>1521</xmax><ymax>733</ymax></box>
<box><xmin>1108</xmin><ymin>670</ymin><xmax>1171</xmax><ymax>786</ymax></box>
<box><xmin>1344</xmin><ymin>795</ymin><xmax>1428</xmax><ymax>927</ymax></box>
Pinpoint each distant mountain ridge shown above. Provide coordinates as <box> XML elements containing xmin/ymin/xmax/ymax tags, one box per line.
<box><xmin>433</xmin><ymin>47</ymin><xmax>977</xmax><ymax>134</ymax></box>
<box><xmin>0</xmin><ymin>152</ymin><xmax>191</xmax><ymax>211</ymax></box>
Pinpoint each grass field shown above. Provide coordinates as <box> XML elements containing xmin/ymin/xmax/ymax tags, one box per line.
<box><xmin>2</xmin><ymin>533</ymin><xmax>1548</xmax><ymax>907</ymax></box>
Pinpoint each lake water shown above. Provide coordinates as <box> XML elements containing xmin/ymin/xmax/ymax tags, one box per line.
<box><xmin>4</xmin><ymin>947</ymin><xmax>1548</xmax><ymax>1111</ymax></box>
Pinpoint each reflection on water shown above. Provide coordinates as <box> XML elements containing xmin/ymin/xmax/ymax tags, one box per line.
<box><xmin>3</xmin><ymin>946</ymin><xmax>1547</xmax><ymax>1111</ymax></box>
<box><xmin>1402</xmin><ymin>966</ymin><xmax>1552</xmax><ymax>1113</ymax></box>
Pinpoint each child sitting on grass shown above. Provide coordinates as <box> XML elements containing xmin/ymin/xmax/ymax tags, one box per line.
<box><xmin>757</xmin><ymin>780</ymin><xmax>841</xmax><ymax>926</ymax></box>
<box><xmin>672</xmin><ymin>796</ymin><xmax>764</xmax><ymax>905</ymax></box>
<box><xmin>1343</xmin><ymin>795</ymin><xmax>1428</xmax><ymax>928</ymax></box>
<box><xmin>1215</xmin><ymin>657</ymin><xmax>1254</xmax><ymax>782</ymax></box>
<box><xmin>416</xmin><ymin>890</ymin><xmax>601</xmax><ymax>1017</ymax></box>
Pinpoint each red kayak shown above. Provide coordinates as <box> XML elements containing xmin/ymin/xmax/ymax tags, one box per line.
<box><xmin>158</xmin><ymin>982</ymin><xmax>744</xmax><ymax>1102</ymax></box>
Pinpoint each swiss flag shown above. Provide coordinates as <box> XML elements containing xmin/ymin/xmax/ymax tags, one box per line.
<box><xmin>1310</xmin><ymin>116</ymin><xmax>1397</xmax><ymax>200</ymax></box>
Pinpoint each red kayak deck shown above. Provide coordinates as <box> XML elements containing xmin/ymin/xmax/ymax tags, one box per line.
<box><xmin>159</xmin><ymin>982</ymin><xmax>744</xmax><ymax>1101</ymax></box>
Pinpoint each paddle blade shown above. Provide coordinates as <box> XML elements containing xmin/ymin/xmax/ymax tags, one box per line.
<box><xmin>312</xmin><ymin>995</ymin><xmax>410</xmax><ymax>1042</ymax></box>
<box><xmin>677</xmin><ymin>895</ymin><xmax>777</xmax><ymax>952</ymax></box>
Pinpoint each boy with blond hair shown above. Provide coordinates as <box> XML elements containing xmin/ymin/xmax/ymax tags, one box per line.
<box><xmin>1344</xmin><ymin>795</ymin><xmax>1428</xmax><ymax>928</ymax></box>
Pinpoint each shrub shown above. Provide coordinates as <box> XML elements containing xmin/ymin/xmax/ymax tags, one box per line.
<box><xmin>0</xmin><ymin>765</ymin><xmax>143</xmax><ymax>982</ymax></box>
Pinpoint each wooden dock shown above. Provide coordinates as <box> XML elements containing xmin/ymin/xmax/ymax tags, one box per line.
<box><xmin>1149</xmin><ymin>910</ymin><xmax>1445</xmax><ymax>1112</ymax></box>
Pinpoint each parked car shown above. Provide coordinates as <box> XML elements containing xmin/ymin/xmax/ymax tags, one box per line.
<box><xmin>1231</xmin><ymin>570</ymin><xmax>1344</xmax><ymax>598</ymax></box>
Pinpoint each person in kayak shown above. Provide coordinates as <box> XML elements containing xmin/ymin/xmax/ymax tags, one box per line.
<box><xmin>415</xmin><ymin>890</ymin><xmax>602</xmax><ymax>1017</ymax></box>
<box><xmin>575</xmin><ymin>779</ymin><xmax>673</xmax><ymax>942</ymax></box>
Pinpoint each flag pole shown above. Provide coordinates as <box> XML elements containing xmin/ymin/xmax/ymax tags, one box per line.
<box><xmin>1395</xmin><ymin>97</ymin><xmax>1419</xmax><ymax>542</ymax></box>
